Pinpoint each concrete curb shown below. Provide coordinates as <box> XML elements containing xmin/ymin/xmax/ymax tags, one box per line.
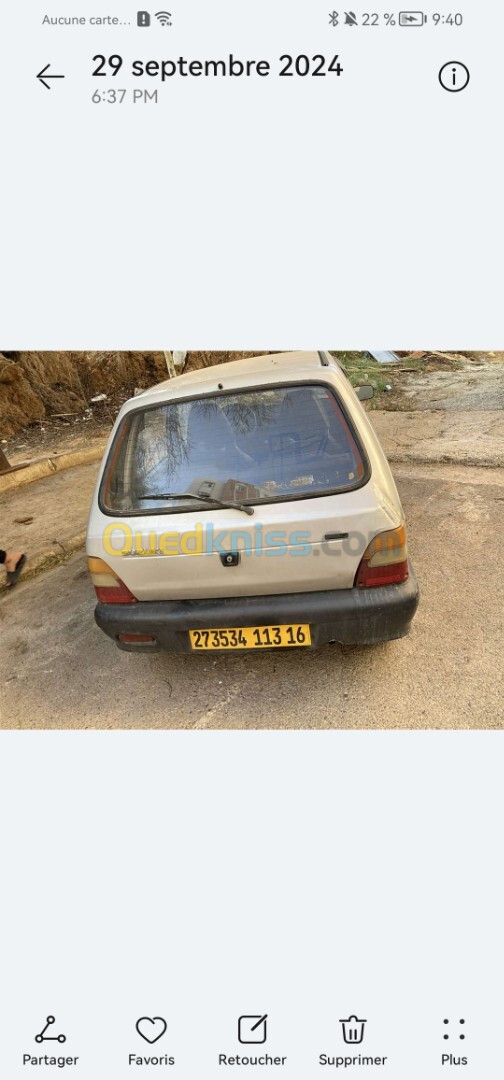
<box><xmin>387</xmin><ymin>450</ymin><xmax>504</xmax><ymax>469</ymax></box>
<box><xmin>0</xmin><ymin>530</ymin><xmax>86</xmax><ymax>595</ymax></box>
<box><xmin>0</xmin><ymin>444</ymin><xmax>106</xmax><ymax>494</ymax></box>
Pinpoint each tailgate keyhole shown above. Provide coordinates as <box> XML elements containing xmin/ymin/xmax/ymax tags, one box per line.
<box><xmin>220</xmin><ymin>552</ymin><xmax>240</xmax><ymax>567</ymax></box>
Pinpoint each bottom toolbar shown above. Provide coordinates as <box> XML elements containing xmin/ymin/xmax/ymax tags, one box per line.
<box><xmin>14</xmin><ymin>1011</ymin><xmax>473</xmax><ymax>1071</ymax></box>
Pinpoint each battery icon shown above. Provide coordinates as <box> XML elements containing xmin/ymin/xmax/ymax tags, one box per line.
<box><xmin>399</xmin><ymin>11</ymin><xmax>426</xmax><ymax>25</ymax></box>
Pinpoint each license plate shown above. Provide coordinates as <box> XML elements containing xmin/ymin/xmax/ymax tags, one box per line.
<box><xmin>189</xmin><ymin>624</ymin><xmax>311</xmax><ymax>650</ymax></box>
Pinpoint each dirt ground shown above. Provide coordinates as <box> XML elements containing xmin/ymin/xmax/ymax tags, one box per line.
<box><xmin>4</xmin><ymin>399</ymin><xmax>124</xmax><ymax>466</ymax></box>
<box><xmin>392</xmin><ymin>353</ymin><xmax>504</xmax><ymax>412</ymax></box>
<box><xmin>0</xmin><ymin>350</ymin><xmax>269</xmax><ymax>443</ymax></box>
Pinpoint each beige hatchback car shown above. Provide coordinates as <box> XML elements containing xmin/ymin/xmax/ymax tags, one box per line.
<box><xmin>86</xmin><ymin>351</ymin><xmax>419</xmax><ymax>652</ymax></box>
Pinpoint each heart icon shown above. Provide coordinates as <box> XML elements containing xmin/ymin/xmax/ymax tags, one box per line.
<box><xmin>136</xmin><ymin>1016</ymin><xmax>167</xmax><ymax>1044</ymax></box>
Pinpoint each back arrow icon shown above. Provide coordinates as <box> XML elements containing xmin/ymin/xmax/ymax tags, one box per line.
<box><xmin>37</xmin><ymin>64</ymin><xmax>65</xmax><ymax>90</ymax></box>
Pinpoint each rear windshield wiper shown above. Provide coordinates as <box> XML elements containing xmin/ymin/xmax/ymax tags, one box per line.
<box><xmin>138</xmin><ymin>491</ymin><xmax>255</xmax><ymax>516</ymax></box>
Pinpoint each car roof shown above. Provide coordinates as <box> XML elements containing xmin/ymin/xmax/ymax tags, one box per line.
<box><xmin>130</xmin><ymin>351</ymin><xmax>343</xmax><ymax>408</ymax></box>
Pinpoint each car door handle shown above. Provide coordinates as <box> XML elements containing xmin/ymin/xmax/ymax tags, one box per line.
<box><xmin>324</xmin><ymin>532</ymin><xmax>349</xmax><ymax>541</ymax></box>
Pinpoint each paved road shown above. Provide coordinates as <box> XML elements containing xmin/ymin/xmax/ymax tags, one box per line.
<box><xmin>1</xmin><ymin>462</ymin><xmax>100</xmax><ymax>557</ymax></box>
<box><xmin>1</xmin><ymin>463</ymin><xmax>503</xmax><ymax>729</ymax></box>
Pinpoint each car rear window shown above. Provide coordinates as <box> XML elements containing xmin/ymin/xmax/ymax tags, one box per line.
<box><xmin>101</xmin><ymin>383</ymin><xmax>368</xmax><ymax>513</ymax></box>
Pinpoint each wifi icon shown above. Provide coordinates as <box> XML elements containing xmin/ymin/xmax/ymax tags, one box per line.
<box><xmin>155</xmin><ymin>10</ymin><xmax>172</xmax><ymax>24</ymax></box>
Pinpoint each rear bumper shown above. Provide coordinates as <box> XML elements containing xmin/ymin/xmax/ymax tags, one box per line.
<box><xmin>95</xmin><ymin>563</ymin><xmax>419</xmax><ymax>652</ymax></box>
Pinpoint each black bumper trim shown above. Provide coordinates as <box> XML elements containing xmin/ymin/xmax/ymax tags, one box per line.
<box><xmin>95</xmin><ymin>564</ymin><xmax>419</xmax><ymax>652</ymax></box>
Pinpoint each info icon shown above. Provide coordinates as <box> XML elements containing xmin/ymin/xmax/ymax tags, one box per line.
<box><xmin>439</xmin><ymin>61</ymin><xmax>470</xmax><ymax>93</ymax></box>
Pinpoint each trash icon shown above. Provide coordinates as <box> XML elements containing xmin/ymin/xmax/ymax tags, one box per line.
<box><xmin>340</xmin><ymin>1015</ymin><xmax>367</xmax><ymax>1044</ymax></box>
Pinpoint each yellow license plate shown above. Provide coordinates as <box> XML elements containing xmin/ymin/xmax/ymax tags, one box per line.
<box><xmin>189</xmin><ymin>624</ymin><xmax>311</xmax><ymax>650</ymax></box>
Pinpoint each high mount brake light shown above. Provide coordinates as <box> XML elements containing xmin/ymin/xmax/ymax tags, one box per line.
<box><xmin>354</xmin><ymin>525</ymin><xmax>409</xmax><ymax>588</ymax></box>
<box><xmin>87</xmin><ymin>557</ymin><xmax>137</xmax><ymax>604</ymax></box>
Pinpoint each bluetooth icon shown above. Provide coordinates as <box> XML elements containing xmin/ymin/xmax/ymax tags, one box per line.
<box><xmin>329</xmin><ymin>11</ymin><xmax>339</xmax><ymax>26</ymax></box>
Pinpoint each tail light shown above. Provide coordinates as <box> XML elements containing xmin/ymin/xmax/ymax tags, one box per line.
<box><xmin>87</xmin><ymin>557</ymin><xmax>138</xmax><ymax>604</ymax></box>
<box><xmin>354</xmin><ymin>525</ymin><xmax>409</xmax><ymax>588</ymax></box>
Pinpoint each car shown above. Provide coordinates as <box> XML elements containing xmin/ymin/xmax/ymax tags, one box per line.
<box><xmin>86</xmin><ymin>351</ymin><xmax>419</xmax><ymax>652</ymax></box>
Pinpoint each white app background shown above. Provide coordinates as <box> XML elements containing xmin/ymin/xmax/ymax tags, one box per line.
<box><xmin>0</xmin><ymin>0</ymin><xmax>502</xmax><ymax>346</ymax></box>
<box><xmin>0</xmin><ymin>732</ymin><xmax>501</xmax><ymax>1077</ymax></box>
<box><xmin>0</xmin><ymin>1</ymin><xmax>502</xmax><ymax>1077</ymax></box>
